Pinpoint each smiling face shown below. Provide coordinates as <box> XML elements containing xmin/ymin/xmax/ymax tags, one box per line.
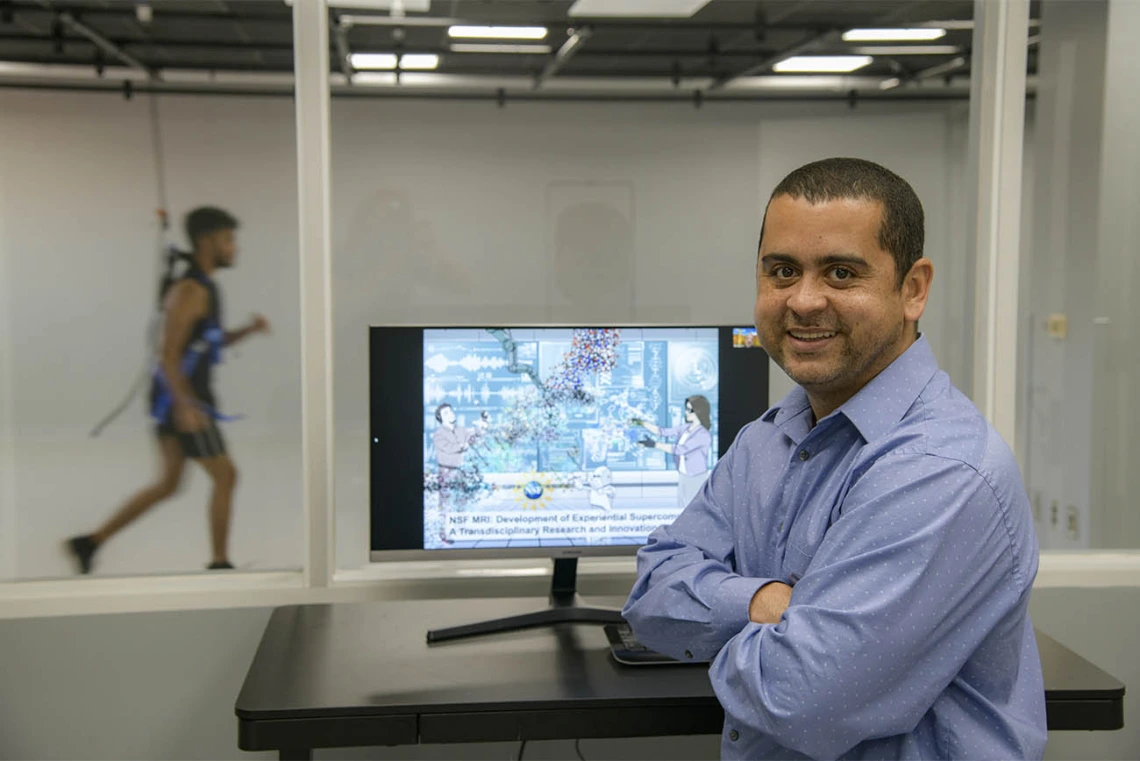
<box><xmin>438</xmin><ymin>405</ymin><xmax>457</xmax><ymax>426</ymax></box>
<box><xmin>754</xmin><ymin>194</ymin><xmax>933</xmax><ymax>419</ymax></box>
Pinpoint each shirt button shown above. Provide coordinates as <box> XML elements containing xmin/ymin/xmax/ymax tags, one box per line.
<box><xmin>684</xmin><ymin>650</ymin><xmax>693</xmax><ymax>660</ymax></box>
<box><xmin>777</xmin><ymin>521</ymin><xmax>784</xmax><ymax>532</ymax></box>
<box><xmin>729</xmin><ymin>729</ymin><xmax>740</xmax><ymax>742</ymax></box>
<box><xmin>798</xmin><ymin>450</ymin><xmax>810</xmax><ymax>461</ymax></box>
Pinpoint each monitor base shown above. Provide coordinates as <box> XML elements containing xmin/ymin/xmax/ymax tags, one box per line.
<box><xmin>426</xmin><ymin>558</ymin><xmax>625</xmax><ymax>643</ymax></box>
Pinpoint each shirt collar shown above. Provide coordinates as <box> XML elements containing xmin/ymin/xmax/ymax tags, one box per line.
<box><xmin>761</xmin><ymin>385</ymin><xmax>814</xmax><ymax>444</ymax></box>
<box><xmin>838</xmin><ymin>334</ymin><xmax>940</xmax><ymax>442</ymax></box>
<box><xmin>761</xmin><ymin>334</ymin><xmax>940</xmax><ymax>444</ymax></box>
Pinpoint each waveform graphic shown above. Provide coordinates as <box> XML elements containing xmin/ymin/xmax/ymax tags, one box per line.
<box><xmin>424</xmin><ymin>381</ymin><xmax>476</xmax><ymax>405</ymax></box>
<box><xmin>425</xmin><ymin>380</ymin><xmax>527</xmax><ymax>406</ymax></box>
<box><xmin>424</xmin><ymin>352</ymin><xmax>510</xmax><ymax>374</ymax></box>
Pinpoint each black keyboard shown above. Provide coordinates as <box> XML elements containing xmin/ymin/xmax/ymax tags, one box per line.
<box><xmin>603</xmin><ymin>623</ymin><xmax>710</xmax><ymax>666</ymax></box>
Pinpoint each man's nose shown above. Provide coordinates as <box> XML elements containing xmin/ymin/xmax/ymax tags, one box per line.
<box><xmin>786</xmin><ymin>276</ymin><xmax>829</xmax><ymax>316</ymax></box>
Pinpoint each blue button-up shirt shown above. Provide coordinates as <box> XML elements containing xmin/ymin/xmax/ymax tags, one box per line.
<box><xmin>623</xmin><ymin>336</ymin><xmax>1047</xmax><ymax>760</ymax></box>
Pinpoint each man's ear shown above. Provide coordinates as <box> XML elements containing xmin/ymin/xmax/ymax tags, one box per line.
<box><xmin>902</xmin><ymin>257</ymin><xmax>933</xmax><ymax>324</ymax></box>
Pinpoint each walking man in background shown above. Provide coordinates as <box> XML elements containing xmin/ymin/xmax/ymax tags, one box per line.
<box><xmin>67</xmin><ymin>207</ymin><xmax>270</xmax><ymax>574</ymax></box>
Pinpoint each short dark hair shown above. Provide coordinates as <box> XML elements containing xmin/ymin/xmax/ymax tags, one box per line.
<box><xmin>686</xmin><ymin>395</ymin><xmax>711</xmax><ymax>430</ymax></box>
<box><xmin>185</xmin><ymin>206</ymin><xmax>239</xmax><ymax>250</ymax></box>
<box><xmin>759</xmin><ymin>158</ymin><xmax>924</xmax><ymax>288</ymax></box>
<box><xmin>435</xmin><ymin>403</ymin><xmax>452</xmax><ymax>423</ymax></box>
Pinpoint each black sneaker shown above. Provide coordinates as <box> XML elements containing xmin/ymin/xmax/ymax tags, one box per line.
<box><xmin>66</xmin><ymin>535</ymin><xmax>98</xmax><ymax>574</ymax></box>
<box><xmin>207</xmin><ymin>560</ymin><xmax>234</xmax><ymax>570</ymax></box>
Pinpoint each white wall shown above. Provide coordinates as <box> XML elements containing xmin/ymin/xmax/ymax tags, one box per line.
<box><xmin>1022</xmin><ymin>0</ymin><xmax>1140</xmax><ymax>550</ymax></box>
<box><xmin>323</xmin><ymin>97</ymin><xmax>976</xmax><ymax>569</ymax></box>
<box><xmin>0</xmin><ymin>92</ymin><xmax>306</xmax><ymax>578</ymax></box>
<box><xmin>1088</xmin><ymin>0</ymin><xmax>1140</xmax><ymax>549</ymax></box>
<box><xmin>1022</xmin><ymin>0</ymin><xmax>1107</xmax><ymax>551</ymax></box>
<box><xmin>0</xmin><ymin>90</ymin><xmax>978</xmax><ymax>578</ymax></box>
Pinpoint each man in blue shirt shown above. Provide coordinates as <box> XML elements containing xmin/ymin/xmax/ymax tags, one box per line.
<box><xmin>622</xmin><ymin>158</ymin><xmax>1047</xmax><ymax>760</ymax></box>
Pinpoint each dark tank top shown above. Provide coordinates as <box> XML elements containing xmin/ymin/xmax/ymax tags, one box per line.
<box><xmin>149</xmin><ymin>265</ymin><xmax>223</xmax><ymax>414</ymax></box>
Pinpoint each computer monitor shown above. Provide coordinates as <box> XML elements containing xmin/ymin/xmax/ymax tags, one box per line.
<box><xmin>370</xmin><ymin>325</ymin><xmax>768</xmax><ymax>641</ymax></box>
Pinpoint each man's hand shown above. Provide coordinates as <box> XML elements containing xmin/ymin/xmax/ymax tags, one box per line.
<box><xmin>225</xmin><ymin>314</ymin><xmax>272</xmax><ymax>347</ymax></box>
<box><xmin>174</xmin><ymin>400</ymin><xmax>209</xmax><ymax>433</ymax></box>
<box><xmin>749</xmin><ymin>581</ymin><xmax>793</xmax><ymax>625</ymax></box>
<box><xmin>250</xmin><ymin>313</ymin><xmax>271</xmax><ymax>334</ymax></box>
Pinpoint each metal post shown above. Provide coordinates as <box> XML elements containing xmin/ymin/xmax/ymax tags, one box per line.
<box><xmin>292</xmin><ymin>0</ymin><xmax>335</xmax><ymax>587</ymax></box>
<box><xmin>0</xmin><ymin>165</ymin><xmax>16</xmax><ymax>582</ymax></box>
<box><xmin>969</xmin><ymin>0</ymin><xmax>1030</xmax><ymax>448</ymax></box>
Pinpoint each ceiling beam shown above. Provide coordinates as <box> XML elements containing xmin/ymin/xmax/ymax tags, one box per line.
<box><xmin>912</xmin><ymin>55</ymin><xmax>970</xmax><ymax>80</ymax></box>
<box><xmin>6</xmin><ymin>4</ymin><xmax>832</xmax><ymax>35</ymax></box>
<box><xmin>333</xmin><ymin>16</ymin><xmax>354</xmax><ymax>83</ymax></box>
<box><xmin>707</xmin><ymin>0</ymin><xmax>945</xmax><ymax>91</ymax></box>
<box><xmin>707</xmin><ymin>27</ymin><xmax>842</xmax><ymax>89</ymax></box>
<box><xmin>879</xmin><ymin>30</ymin><xmax>1040</xmax><ymax>92</ymax></box>
<box><xmin>44</xmin><ymin>6</ymin><xmax>153</xmax><ymax>76</ymax></box>
<box><xmin>342</xmin><ymin>14</ymin><xmax>818</xmax><ymax>33</ymax></box>
<box><xmin>535</xmin><ymin>25</ymin><xmax>592</xmax><ymax>88</ymax></box>
<box><xmin>0</xmin><ymin>34</ymin><xmax>785</xmax><ymax>58</ymax></box>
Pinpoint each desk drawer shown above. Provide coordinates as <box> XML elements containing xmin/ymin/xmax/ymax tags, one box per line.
<box><xmin>420</xmin><ymin>704</ymin><xmax>725</xmax><ymax>743</ymax></box>
<box><xmin>239</xmin><ymin>714</ymin><xmax>419</xmax><ymax>750</ymax></box>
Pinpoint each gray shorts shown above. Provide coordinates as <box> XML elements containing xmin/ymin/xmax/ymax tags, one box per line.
<box><xmin>156</xmin><ymin>421</ymin><xmax>228</xmax><ymax>459</ymax></box>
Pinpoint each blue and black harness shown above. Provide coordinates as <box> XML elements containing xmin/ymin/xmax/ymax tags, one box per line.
<box><xmin>149</xmin><ymin>271</ymin><xmax>240</xmax><ymax>424</ymax></box>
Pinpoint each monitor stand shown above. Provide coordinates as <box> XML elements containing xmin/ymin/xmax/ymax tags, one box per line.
<box><xmin>426</xmin><ymin>557</ymin><xmax>626</xmax><ymax>643</ymax></box>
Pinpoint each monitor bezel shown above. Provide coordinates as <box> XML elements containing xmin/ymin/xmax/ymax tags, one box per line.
<box><xmin>368</xmin><ymin>322</ymin><xmax>761</xmax><ymax>563</ymax></box>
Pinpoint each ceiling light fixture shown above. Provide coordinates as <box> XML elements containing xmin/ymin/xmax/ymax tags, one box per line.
<box><xmin>842</xmin><ymin>28</ymin><xmax>947</xmax><ymax>42</ymax></box>
<box><xmin>448</xmin><ymin>25</ymin><xmax>547</xmax><ymax>40</ymax></box>
<box><xmin>350</xmin><ymin>52</ymin><xmax>398</xmax><ymax>69</ymax></box>
<box><xmin>850</xmin><ymin>45</ymin><xmax>960</xmax><ymax>55</ymax></box>
<box><xmin>399</xmin><ymin>53</ymin><xmax>439</xmax><ymax>70</ymax></box>
<box><xmin>773</xmin><ymin>56</ymin><xmax>873</xmax><ymax>74</ymax></box>
<box><xmin>283</xmin><ymin>0</ymin><xmax>432</xmax><ymax>10</ymax></box>
<box><xmin>449</xmin><ymin>43</ymin><xmax>552</xmax><ymax>54</ymax></box>
<box><xmin>567</xmin><ymin>0</ymin><xmax>711</xmax><ymax>17</ymax></box>
<box><xmin>349</xmin><ymin>52</ymin><xmax>439</xmax><ymax>70</ymax></box>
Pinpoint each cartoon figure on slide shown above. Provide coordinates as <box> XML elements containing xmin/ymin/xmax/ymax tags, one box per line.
<box><xmin>633</xmin><ymin>395</ymin><xmax>712</xmax><ymax>508</ymax></box>
<box><xmin>430</xmin><ymin>402</ymin><xmax>488</xmax><ymax>543</ymax></box>
<box><xmin>588</xmin><ymin>465</ymin><xmax>616</xmax><ymax>511</ymax></box>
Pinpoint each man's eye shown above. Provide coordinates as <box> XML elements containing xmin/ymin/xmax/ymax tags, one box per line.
<box><xmin>832</xmin><ymin>267</ymin><xmax>854</xmax><ymax>280</ymax></box>
<box><xmin>773</xmin><ymin>265</ymin><xmax>796</xmax><ymax>278</ymax></box>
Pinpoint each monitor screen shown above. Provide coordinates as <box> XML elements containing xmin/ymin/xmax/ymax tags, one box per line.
<box><xmin>370</xmin><ymin>325</ymin><xmax>768</xmax><ymax>560</ymax></box>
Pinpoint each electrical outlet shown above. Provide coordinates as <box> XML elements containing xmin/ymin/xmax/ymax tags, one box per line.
<box><xmin>1066</xmin><ymin>505</ymin><xmax>1080</xmax><ymax>540</ymax></box>
<box><xmin>1050</xmin><ymin>500</ymin><xmax>1059</xmax><ymax>528</ymax></box>
<box><xmin>1047</xmin><ymin>313</ymin><xmax>1069</xmax><ymax>339</ymax></box>
<box><xmin>1032</xmin><ymin>492</ymin><xmax>1042</xmax><ymax>523</ymax></box>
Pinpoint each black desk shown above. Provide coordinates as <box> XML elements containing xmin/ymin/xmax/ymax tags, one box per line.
<box><xmin>236</xmin><ymin>597</ymin><xmax>1125</xmax><ymax>760</ymax></box>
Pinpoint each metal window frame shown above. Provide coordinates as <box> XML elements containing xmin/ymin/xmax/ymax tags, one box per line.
<box><xmin>968</xmin><ymin>0</ymin><xmax>1029</xmax><ymax>448</ymax></box>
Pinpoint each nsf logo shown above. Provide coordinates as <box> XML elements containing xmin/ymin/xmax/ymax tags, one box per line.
<box><xmin>523</xmin><ymin>481</ymin><xmax>544</xmax><ymax>500</ymax></box>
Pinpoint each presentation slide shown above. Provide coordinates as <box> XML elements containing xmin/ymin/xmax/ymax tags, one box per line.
<box><xmin>420</xmin><ymin>327</ymin><xmax>719</xmax><ymax>549</ymax></box>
